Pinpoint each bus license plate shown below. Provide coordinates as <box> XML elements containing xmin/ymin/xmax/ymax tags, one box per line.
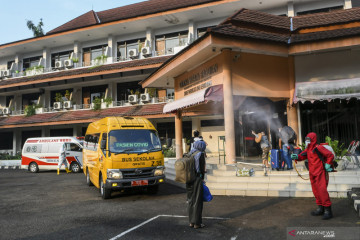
<box><xmin>131</xmin><ymin>180</ymin><xmax>148</xmax><ymax>186</ymax></box>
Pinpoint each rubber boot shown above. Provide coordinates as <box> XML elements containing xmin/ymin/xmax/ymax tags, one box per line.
<box><xmin>311</xmin><ymin>205</ymin><xmax>324</xmax><ymax>216</ymax></box>
<box><xmin>57</xmin><ymin>168</ymin><xmax>60</xmax><ymax>175</ymax></box>
<box><xmin>322</xmin><ymin>206</ymin><xmax>333</xmax><ymax>220</ymax></box>
<box><xmin>65</xmin><ymin>167</ymin><xmax>71</xmax><ymax>173</ymax></box>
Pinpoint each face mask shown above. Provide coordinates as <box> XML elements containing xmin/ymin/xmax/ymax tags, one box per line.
<box><xmin>305</xmin><ymin>140</ymin><xmax>311</xmax><ymax>148</ymax></box>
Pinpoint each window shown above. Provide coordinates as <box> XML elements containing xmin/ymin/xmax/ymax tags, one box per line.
<box><xmin>51</xmin><ymin>51</ymin><xmax>72</xmax><ymax>67</ymax></box>
<box><xmin>0</xmin><ymin>132</ymin><xmax>13</xmax><ymax>150</ymax></box>
<box><xmin>50</xmin><ymin>89</ymin><xmax>73</xmax><ymax>105</ymax></box>
<box><xmin>22</xmin><ymin>93</ymin><xmax>40</xmax><ymax>107</ymax></box>
<box><xmin>117</xmin><ymin>38</ymin><xmax>145</xmax><ymax>60</ymax></box>
<box><xmin>109</xmin><ymin>129</ymin><xmax>161</xmax><ymax>153</ymax></box>
<box><xmin>201</xmin><ymin>119</ymin><xmax>224</xmax><ymax>127</ymax></box>
<box><xmin>84</xmin><ymin>133</ymin><xmax>100</xmax><ymax>151</ymax></box>
<box><xmin>297</xmin><ymin>6</ymin><xmax>342</xmax><ymax>15</ymax></box>
<box><xmin>23</xmin><ymin>56</ymin><xmax>42</xmax><ymax>70</ymax></box>
<box><xmin>155</xmin><ymin>31</ymin><xmax>188</xmax><ymax>56</ymax></box>
<box><xmin>65</xmin><ymin>143</ymin><xmax>82</xmax><ymax>152</ymax></box>
<box><xmin>82</xmin><ymin>85</ymin><xmax>107</xmax><ymax>105</ymax></box>
<box><xmin>7</xmin><ymin>61</ymin><xmax>15</xmax><ymax>70</ymax></box>
<box><xmin>83</xmin><ymin>45</ymin><xmax>108</xmax><ymax>66</ymax></box>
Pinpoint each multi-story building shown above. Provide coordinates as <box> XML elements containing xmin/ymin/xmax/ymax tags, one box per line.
<box><xmin>0</xmin><ymin>0</ymin><xmax>357</xmax><ymax>157</ymax></box>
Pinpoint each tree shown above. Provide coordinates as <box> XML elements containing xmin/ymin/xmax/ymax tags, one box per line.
<box><xmin>26</xmin><ymin>18</ymin><xmax>44</xmax><ymax>37</ymax></box>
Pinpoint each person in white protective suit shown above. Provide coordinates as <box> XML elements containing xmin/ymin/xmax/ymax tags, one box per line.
<box><xmin>57</xmin><ymin>143</ymin><xmax>71</xmax><ymax>175</ymax></box>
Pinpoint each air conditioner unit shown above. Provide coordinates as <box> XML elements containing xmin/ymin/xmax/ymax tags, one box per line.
<box><xmin>141</xmin><ymin>47</ymin><xmax>151</xmax><ymax>57</ymax></box>
<box><xmin>3</xmin><ymin>108</ymin><xmax>11</xmax><ymax>115</ymax></box>
<box><xmin>53</xmin><ymin>102</ymin><xmax>62</xmax><ymax>110</ymax></box>
<box><xmin>128</xmin><ymin>95</ymin><xmax>138</xmax><ymax>104</ymax></box>
<box><xmin>64</xmin><ymin>59</ymin><xmax>74</xmax><ymax>68</ymax></box>
<box><xmin>63</xmin><ymin>101</ymin><xmax>72</xmax><ymax>109</ymax></box>
<box><xmin>0</xmin><ymin>71</ymin><xmax>3</xmax><ymax>78</ymax></box>
<box><xmin>140</xmin><ymin>93</ymin><xmax>150</xmax><ymax>103</ymax></box>
<box><xmin>0</xmin><ymin>108</ymin><xmax>3</xmax><ymax>115</ymax></box>
<box><xmin>128</xmin><ymin>49</ymin><xmax>139</xmax><ymax>59</ymax></box>
<box><xmin>55</xmin><ymin>60</ymin><xmax>63</xmax><ymax>69</ymax></box>
<box><xmin>2</xmin><ymin>70</ymin><xmax>11</xmax><ymax>78</ymax></box>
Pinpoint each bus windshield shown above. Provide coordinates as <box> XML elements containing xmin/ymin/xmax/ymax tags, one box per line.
<box><xmin>109</xmin><ymin>129</ymin><xmax>162</xmax><ymax>154</ymax></box>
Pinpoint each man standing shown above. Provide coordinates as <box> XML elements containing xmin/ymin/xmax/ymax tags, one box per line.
<box><xmin>57</xmin><ymin>143</ymin><xmax>71</xmax><ymax>175</ymax></box>
<box><xmin>252</xmin><ymin>130</ymin><xmax>270</xmax><ymax>170</ymax></box>
<box><xmin>279</xmin><ymin>126</ymin><xmax>297</xmax><ymax>170</ymax></box>
<box><xmin>291</xmin><ymin>132</ymin><xmax>334</xmax><ymax>220</ymax></box>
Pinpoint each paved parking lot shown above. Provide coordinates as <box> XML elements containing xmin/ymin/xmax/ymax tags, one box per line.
<box><xmin>0</xmin><ymin>170</ymin><xmax>359</xmax><ymax>240</ymax></box>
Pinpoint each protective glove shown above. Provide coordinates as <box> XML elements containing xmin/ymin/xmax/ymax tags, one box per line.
<box><xmin>291</xmin><ymin>154</ymin><xmax>298</xmax><ymax>160</ymax></box>
<box><xmin>325</xmin><ymin>163</ymin><xmax>333</xmax><ymax>172</ymax></box>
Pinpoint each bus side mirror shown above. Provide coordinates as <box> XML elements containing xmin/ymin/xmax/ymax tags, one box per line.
<box><xmin>100</xmin><ymin>140</ymin><xmax>106</xmax><ymax>149</ymax></box>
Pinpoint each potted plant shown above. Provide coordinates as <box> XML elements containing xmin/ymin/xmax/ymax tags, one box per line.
<box><xmin>24</xmin><ymin>105</ymin><xmax>36</xmax><ymax>117</ymax></box>
<box><xmin>91</xmin><ymin>97</ymin><xmax>102</xmax><ymax>110</ymax></box>
<box><xmin>72</xmin><ymin>58</ymin><xmax>79</xmax><ymax>68</ymax></box>
<box><xmin>35</xmin><ymin>104</ymin><xmax>44</xmax><ymax>114</ymax></box>
<box><xmin>101</xmin><ymin>97</ymin><xmax>113</xmax><ymax>108</ymax></box>
<box><xmin>54</xmin><ymin>92</ymin><xmax>63</xmax><ymax>109</ymax></box>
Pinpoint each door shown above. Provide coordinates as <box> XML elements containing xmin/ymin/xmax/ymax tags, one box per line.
<box><xmin>83</xmin><ymin>52</ymin><xmax>91</xmax><ymax>67</ymax></box>
<box><xmin>65</xmin><ymin>143</ymin><xmax>83</xmax><ymax>167</ymax></box>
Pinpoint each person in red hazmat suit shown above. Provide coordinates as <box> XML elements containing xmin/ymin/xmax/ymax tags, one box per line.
<box><xmin>291</xmin><ymin>132</ymin><xmax>335</xmax><ymax>220</ymax></box>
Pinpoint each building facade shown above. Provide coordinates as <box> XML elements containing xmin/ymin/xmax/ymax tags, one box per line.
<box><xmin>0</xmin><ymin>0</ymin><xmax>357</xmax><ymax>157</ymax></box>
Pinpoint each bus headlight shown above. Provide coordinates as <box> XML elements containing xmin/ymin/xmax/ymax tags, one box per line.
<box><xmin>107</xmin><ymin>169</ymin><xmax>122</xmax><ymax>179</ymax></box>
<box><xmin>154</xmin><ymin>166</ymin><xmax>165</xmax><ymax>176</ymax></box>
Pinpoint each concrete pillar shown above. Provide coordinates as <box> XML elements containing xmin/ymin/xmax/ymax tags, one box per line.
<box><xmin>107</xmin><ymin>35</ymin><xmax>116</xmax><ymax>62</ymax></box>
<box><xmin>287</xmin><ymin>2</ymin><xmax>295</xmax><ymax>17</ymax></box>
<box><xmin>73</xmin><ymin>125</ymin><xmax>82</xmax><ymax>137</ymax></box>
<box><xmin>175</xmin><ymin>111</ymin><xmax>183</xmax><ymax>159</ymax></box>
<box><xmin>42</xmin><ymin>48</ymin><xmax>51</xmax><ymax>69</ymax></box>
<box><xmin>15</xmin><ymin>130</ymin><xmax>22</xmax><ymax>154</ymax></box>
<box><xmin>188</xmin><ymin>21</ymin><xmax>195</xmax><ymax>44</ymax></box>
<box><xmin>44</xmin><ymin>89</ymin><xmax>51</xmax><ymax>109</ymax></box>
<box><xmin>41</xmin><ymin>127</ymin><xmax>46</xmax><ymax>137</ymax></box>
<box><xmin>109</xmin><ymin>82</ymin><xmax>117</xmax><ymax>102</ymax></box>
<box><xmin>74</xmin><ymin>41</ymin><xmax>82</xmax><ymax>65</ymax></box>
<box><xmin>12</xmin><ymin>129</ymin><xmax>18</xmax><ymax>156</ymax></box>
<box><xmin>287</xmin><ymin>56</ymin><xmax>299</xmax><ymax>143</ymax></box>
<box><xmin>222</xmin><ymin>49</ymin><xmax>236</xmax><ymax>164</ymax></box>
<box><xmin>14</xmin><ymin>94</ymin><xmax>21</xmax><ymax>111</ymax></box>
<box><xmin>344</xmin><ymin>0</ymin><xmax>352</xmax><ymax>9</ymax></box>
<box><xmin>192</xmin><ymin>117</ymin><xmax>200</xmax><ymax>134</ymax></box>
<box><xmin>15</xmin><ymin>54</ymin><xmax>22</xmax><ymax>72</ymax></box>
<box><xmin>146</xmin><ymin>28</ymin><xmax>154</xmax><ymax>55</ymax></box>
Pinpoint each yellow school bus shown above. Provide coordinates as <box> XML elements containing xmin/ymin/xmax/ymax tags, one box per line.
<box><xmin>83</xmin><ymin>116</ymin><xmax>165</xmax><ymax>199</ymax></box>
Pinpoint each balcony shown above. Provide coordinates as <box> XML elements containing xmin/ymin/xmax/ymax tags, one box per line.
<box><xmin>0</xmin><ymin>49</ymin><xmax>183</xmax><ymax>80</ymax></box>
<box><xmin>1</xmin><ymin>96</ymin><xmax>174</xmax><ymax>117</ymax></box>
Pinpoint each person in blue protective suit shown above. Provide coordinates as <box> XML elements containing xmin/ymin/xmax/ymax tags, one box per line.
<box><xmin>186</xmin><ymin>140</ymin><xmax>206</xmax><ymax>229</ymax></box>
<box><xmin>291</xmin><ymin>132</ymin><xmax>335</xmax><ymax>220</ymax></box>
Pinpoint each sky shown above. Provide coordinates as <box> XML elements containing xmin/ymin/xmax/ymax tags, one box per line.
<box><xmin>0</xmin><ymin>0</ymin><xmax>145</xmax><ymax>45</ymax></box>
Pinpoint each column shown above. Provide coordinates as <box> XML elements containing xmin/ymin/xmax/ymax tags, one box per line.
<box><xmin>222</xmin><ymin>49</ymin><xmax>236</xmax><ymax>164</ymax></box>
<box><xmin>44</xmin><ymin>89</ymin><xmax>50</xmax><ymax>109</ymax></box>
<box><xmin>192</xmin><ymin>117</ymin><xmax>200</xmax><ymax>133</ymax></box>
<box><xmin>287</xmin><ymin>2</ymin><xmax>295</xmax><ymax>17</ymax></box>
<box><xmin>73</xmin><ymin>125</ymin><xmax>82</xmax><ymax>137</ymax></box>
<box><xmin>344</xmin><ymin>0</ymin><xmax>352</xmax><ymax>9</ymax></box>
<box><xmin>42</xmin><ymin>48</ymin><xmax>51</xmax><ymax>69</ymax></box>
<box><xmin>146</xmin><ymin>28</ymin><xmax>154</xmax><ymax>55</ymax></box>
<box><xmin>175</xmin><ymin>111</ymin><xmax>183</xmax><ymax>159</ymax></box>
<box><xmin>288</xmin><ymin>56</ymin><xmax>299</xmax><ymax>143</ymax></box>
<box><xmin>15</xmin><ymin>54</ymin><xmax>22</xmax><ymax>72</ymax></box>
<box><xmin>188</xmin><ymin>21</ymin><xmax>195</xmax><ymax>44</ymax></box>
<box><xmin>107</xmin><ymin>35</ymin><xmax>116</xmax><ymax>63</ymax></box>
<box><xmin>74</xmin><ymin>41</ymin><xmax>82</xmax><ymax>65</ymax></box>
<box><xmin>12</xmin><ymin>129</ymin><xmax>17</xmax><ymax>156</ymax></box>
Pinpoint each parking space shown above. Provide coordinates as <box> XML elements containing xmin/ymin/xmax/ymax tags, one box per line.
<box><xmin>0</xmin><ymin>170</ymin><xmax>358</xmax><ymax>240</ymax></box>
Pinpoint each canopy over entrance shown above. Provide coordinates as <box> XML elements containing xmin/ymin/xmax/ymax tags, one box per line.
<box><xmin>163</xmin><ymin>85</ymin><xmax>223</xmax><ymax>113</ymax></box>
<box><xmin>294</xmin><ymin>78</ymin><xmax>360</xmax><ymax>103</ymax></box>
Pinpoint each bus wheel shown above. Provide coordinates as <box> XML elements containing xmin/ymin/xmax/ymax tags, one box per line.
<box><xmin>100</xmin><ymin>175</ymin><xmax>111</xmax><ymax>199</ymax></box>
<box><xmin>86</xmin><ymin>169</ymin><xmax>93</xmax><ymax>186</ymax></box>
<box><xmin>70</xmin><ymin>162</ymin><xmax>80</xmax><ymax>173</ymax></box>
<box><xmin>29</xmin><ymin>162</ymin><xmax>39</xmax><ymax>173</ymax></box>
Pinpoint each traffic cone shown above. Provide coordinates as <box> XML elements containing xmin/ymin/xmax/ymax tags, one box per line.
<box><xmin>65</xmin><ymin>167</ymin><xmax>71</xmax><ymax>173</ymax></box>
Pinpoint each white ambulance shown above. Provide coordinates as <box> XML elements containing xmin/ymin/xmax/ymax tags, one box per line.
<box><xmin>21</xmin><ymin>137</ymin><xmax>83</xmax><ymax>173</ymax></box>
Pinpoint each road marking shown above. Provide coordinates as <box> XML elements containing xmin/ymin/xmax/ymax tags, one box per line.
<box><xmin>109</xmin><ymin>215</ymin><xmax>230</xmax><ymax>240</ymax></box>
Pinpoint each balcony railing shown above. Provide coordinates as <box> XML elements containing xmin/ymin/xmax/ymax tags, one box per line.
<box><xmin>3</xmin><ymin>49</ymin><xmax>178</xmax><ymax>80</ymax></box>
<box><xmin>4</xmin><ymin>96</ymin><xmax>174</xmax><ymax>117</ymax></box>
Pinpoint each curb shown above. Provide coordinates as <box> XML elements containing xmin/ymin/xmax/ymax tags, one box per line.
<box><xmin>347</xmin><ymin>187</ymin><xmax>360</xmax><ymax>218</ymax></box>
<box><xmin>0</xmin><ymin>166</ymin><xmax>21</xmax><ymax>170</ymax></box>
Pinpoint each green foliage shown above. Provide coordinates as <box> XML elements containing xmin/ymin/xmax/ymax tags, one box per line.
<box><xmin>64</xmin><ymin>90</ymin><xmax>71</xmax><ymax>100</ymax></box>
<box><xmin>54</xmin><ymin>93</ymin><xmax>63</xmax><ymax>102</ymax></box>
<box><xmin>26</xmin><ymin>18</ymin><xmax>44</xmax><ymax>37</ymax></box>
<box><xmin>0</xmin><ymin>153</ymin><xmax>22</xmax><ymax>160</ymax></box>
<box><xmin>92</xmin><ymin>97</ymin><xmax>101</xmax><ymax>111</ymax></box>
<box><xmin>299</xmin><ymin>142</ymin><xmax>306</xmax><ymax>151</ymax></box>
<box><xmin>94</xmin><ymin>55</ymin><xmax>107</xmax><ymax>61</ymax></box>
<box><xmin>24</xmin><ymin>105</ymin><xmax>36</xmax><ymax>117</ymax></box>
<box><xmin>72</xmin><ymin>58</ymin><xmax>79</xmax><ymax>63</ymax></box>
<box><xmin>146</xmin><ymin>88</ymin><xmax>157</xmax><ymax>98</ymax></box>
<box><xmin>163</xmin><ymin>149</ymin><xmax>176</xmax><ymax>158</ymax></box>
<box><xmin>102</xmin><ymin>97</ymin><xmax>113</xmax><ymax>107</ymax></box>
<box><xmin>325</xmin><ymin>136</ymin><xmax>348</xmax><ymax>161</ymax></box>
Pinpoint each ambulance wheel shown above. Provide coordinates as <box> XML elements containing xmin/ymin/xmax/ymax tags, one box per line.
<box><xmin>29</xmin><ymin>162</ymin><xmax>39</xmax><ymax>173</ymax></box>
<box><xmin>100</xmin><ymin>175</ymin><xmax>111</xmax><ymax>199</ymax></box>
<box><xmin>70</xmin><ymin>162</ymin><xmax>80</xmax><ymax>173</ymax></box>
<box><xmin>86</xmin><ymin>169</ymin><xmax>93</xmax><ymax>186</ymax></box>
<box><xmin>147</xmin><ymin>185</ymin><xmax>159</xmax><ymax>194</ymax></box>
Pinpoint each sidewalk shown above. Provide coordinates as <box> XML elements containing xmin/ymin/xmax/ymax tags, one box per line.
<box><xmin>0</xmin><ymin>160</ymin><xmax>21</xmax><ymax>169</ymax></box>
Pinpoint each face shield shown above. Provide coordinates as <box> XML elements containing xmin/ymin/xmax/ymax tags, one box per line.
<box><xmin>305</xmin><ymin>137</ymin><xmax>311</xmax><ymax>148</ymax></box>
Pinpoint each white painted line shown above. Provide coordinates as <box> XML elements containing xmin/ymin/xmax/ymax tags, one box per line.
<box><xmin>109</xmin><ymin>215</ymin><xmax>231</xmax><ymax>240</ymax></box>
<box><xmin>109</xmin><ymin>215</ymin><xmax>160</xmax><ymax>240</ymax></box>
